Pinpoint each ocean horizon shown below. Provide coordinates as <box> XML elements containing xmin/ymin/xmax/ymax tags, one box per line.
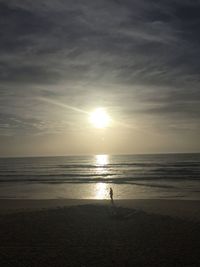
<box><xmin>0</xmin><ymin>153</ymin><xmax>200</xmax><ymax>200</ymax></box>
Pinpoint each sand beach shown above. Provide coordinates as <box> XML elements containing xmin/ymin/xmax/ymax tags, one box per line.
<box><xmin>0</xmin><ymin>199</ymin><xmax>199</xmax><ymax>266</ymax></box>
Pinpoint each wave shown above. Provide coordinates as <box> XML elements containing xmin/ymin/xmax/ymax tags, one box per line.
<box><xmin>58</xmin><ymin>162</ymin><xmax>200</xmax><ymax>169</ymax></box>
<box><xmin>0</xmin><ymin>174</ymin><xmax>199</xmax><ymax>184</ymax></box>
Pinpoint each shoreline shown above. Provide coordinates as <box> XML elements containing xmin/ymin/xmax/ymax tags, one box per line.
<box><xmin>0</xmin><ymin>198</ymin><xmax>199</xmax><ymax>221</ymax></box>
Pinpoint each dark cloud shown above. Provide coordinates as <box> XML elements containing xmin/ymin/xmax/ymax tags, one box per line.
<box><xmin>0</xmin><ymin>0</ymin><xmax>199</xmax><ymax>149</ymax></box>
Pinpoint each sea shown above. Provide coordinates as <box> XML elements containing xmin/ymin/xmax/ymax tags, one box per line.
<box><xmin>0</xmin><ymin>153</ymin><xmax>200</xmax><ymax>200</ymax></box>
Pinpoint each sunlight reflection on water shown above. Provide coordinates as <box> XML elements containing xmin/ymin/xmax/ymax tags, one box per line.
<box><xmin>95</xmin><ymin>183</ymin><xmax>109</xmax><ymax>199</ymax></box>
<box><xmin>95</xmin><ymin>154</ymin><xmax>109</xmax><ymax>166</ymax></box>
<box><xmin>94</xmin><ymin>155</ymin><xmax>109</xmax><ymax>199</ymax></box>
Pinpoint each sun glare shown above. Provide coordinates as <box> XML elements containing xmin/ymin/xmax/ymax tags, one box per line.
<box><xmin>95</xmin><ymin>154</ymin><xmax>109</xmax><ymax>166</ymax></box>
<box><xmin>89</xmin><ymin>108</ymin><xmax>111</xmax><ymax>128</ymax></box>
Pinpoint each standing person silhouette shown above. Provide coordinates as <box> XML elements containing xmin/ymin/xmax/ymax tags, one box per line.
<box><xmin>109</xmin><ymin>187</ymin><xmax>114</xmax><ymax>204</ymax></box>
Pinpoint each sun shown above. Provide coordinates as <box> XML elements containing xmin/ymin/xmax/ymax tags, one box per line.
<box><xmin>89</xmin><ymin>108</ymin><xmax>111</xmax><ymax>128</ymax></box>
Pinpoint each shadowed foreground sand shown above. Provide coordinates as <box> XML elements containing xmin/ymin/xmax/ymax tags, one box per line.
<box><xmin>0</xmin><ymin>203</ymin><xmax>199</xmax><ymax>267</ymax></box>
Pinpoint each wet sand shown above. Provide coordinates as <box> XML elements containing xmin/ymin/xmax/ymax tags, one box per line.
<box><xmin>0</xmin><ymin>199</ymin><xmax>199</xmax><ymax>266</ymax></box>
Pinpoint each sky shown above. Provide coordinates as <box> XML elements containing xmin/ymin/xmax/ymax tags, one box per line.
<box><xmin>0</xmin><ymin>0</ymin><xmax>200</xmax><ymax>157</ymax></box>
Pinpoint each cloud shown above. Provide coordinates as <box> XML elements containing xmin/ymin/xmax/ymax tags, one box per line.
<box><xmin>0</xmin><ymin>0</ymin><xmax>200</xmax><ymax>143</ymax></box>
